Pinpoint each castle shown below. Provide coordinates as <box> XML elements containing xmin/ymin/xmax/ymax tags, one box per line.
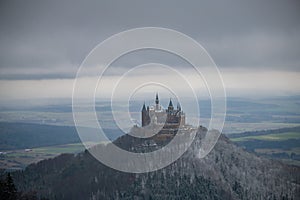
<box><xmin>141</xmin><ymin>93</ymin><xmax>185</xmax><ymax>129</ymax></box>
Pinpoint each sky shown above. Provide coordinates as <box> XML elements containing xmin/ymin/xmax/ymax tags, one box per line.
<box><xmin>0</xmin><ymin>0</ymin><xmax>300</xmax><ymax>101</ymax></box>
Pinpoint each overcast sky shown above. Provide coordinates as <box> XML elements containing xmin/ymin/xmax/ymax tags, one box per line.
<box><xmin>0</xmin><ymin>0</ymin><xmax>299</xmax><ymax>100</ymax></box>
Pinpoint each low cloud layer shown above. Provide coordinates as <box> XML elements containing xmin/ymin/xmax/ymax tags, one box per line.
<box><xmin>0</xmin><ymin>69</ymin><xmax>299</xmax><ymax>100</ymax></box>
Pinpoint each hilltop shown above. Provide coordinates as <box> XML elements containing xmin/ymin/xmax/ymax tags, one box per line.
<box><xmin>8</xmin><ymin>127</ymin><xmax>300</xmax><ymax>200</ymax></box>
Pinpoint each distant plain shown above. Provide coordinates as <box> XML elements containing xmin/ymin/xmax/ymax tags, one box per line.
<box><xmin>0</xmin><ymin>95</ymin><xmax>299</xmax><ymax>169</ymax></box>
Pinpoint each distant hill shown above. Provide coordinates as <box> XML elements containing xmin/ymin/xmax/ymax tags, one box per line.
<box><xmin>228</xmin><ymin>126</ymin><xmax>300</xmax><ymax>139</ymax></box>
<box><xmin>0</xmin><ymin>122</ymin><xmax>123</xmax><ymax>150</ymax></box>
<box><xmin>10</xmin><ymin>127</ymin><xmax>300</xmax><ymax>200</ymax></box>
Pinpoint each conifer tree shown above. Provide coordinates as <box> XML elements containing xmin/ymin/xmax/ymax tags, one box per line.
<box><xmin>0</xmin><ymin>173</ymin><xmax>17</xmax><ymax>200</ymax></box>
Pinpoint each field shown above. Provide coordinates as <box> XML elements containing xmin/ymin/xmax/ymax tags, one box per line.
<box><xmin>228</xmin><ymin>126</ymin><xmax>300</xmax><ymax>166</ymax></box>
<box><xmin>231</xmin><ymin>132</ymin><xmax>300</xmax><ymax>141</ymax></box>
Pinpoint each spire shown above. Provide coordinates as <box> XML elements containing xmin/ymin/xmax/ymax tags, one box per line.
<box><xmin>142</xmin><ymin>102</ymin><xmax>146</xmax><ymax>111</ymax></box>
<box><xmin>168</xmin><ymin>98</ymin><xmax>173</xmax><ymax>108</ymax></box>
<box><xmin>155</xmin><ymin>93</ymin><xmax>159</xmax><ymax>105</ymax></box>
<box><xmin>177</xmin><ymin>102</ymin><xmax>181</xmax><ymax>111</ymax></box>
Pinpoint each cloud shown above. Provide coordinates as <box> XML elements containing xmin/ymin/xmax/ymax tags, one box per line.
<box><xmin>0</xmin><ymin>0</ymin><xmax>299</xmax><ymax>98</ymax></box>
<box><xmin>0</xmin><ymin>1</ymin><xmax>300</xmax><ymax>74</ymax></box>
<box><xmin>202</xmin><ymin>32</ymin><xmax>300</xmax><ymax>70</ymax></box>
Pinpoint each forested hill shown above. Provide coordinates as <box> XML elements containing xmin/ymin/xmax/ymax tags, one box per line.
<box><xmin>9</xmin><ymin>127</ymin><xmax>300</xmax><ymax>200</ymax></box>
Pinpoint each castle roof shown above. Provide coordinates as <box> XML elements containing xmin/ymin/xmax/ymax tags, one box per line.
<box><xmin>142</xmin><ymin>103</ymin><xmax>146</xmax><ymax>111</ymax></box>
<box><xmin>168</xmin><ymin>99</ymin><xmax>173</xmax><ymax>107</ymax></box>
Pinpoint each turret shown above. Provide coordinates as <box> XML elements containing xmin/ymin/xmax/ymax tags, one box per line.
<box><xmin>168</xmin><ymin>98</ymin><xmax>174</xmax><ymax>111</ymax></box>
<box><xmin>141</xmin><ymin>102</ymin><xmax>150</xmax><ymax>127</ymax></box>
<box><xmin>155</xmin><ymin>93</ymin><xmax>160</xmax><ymax>110</ymax></box>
